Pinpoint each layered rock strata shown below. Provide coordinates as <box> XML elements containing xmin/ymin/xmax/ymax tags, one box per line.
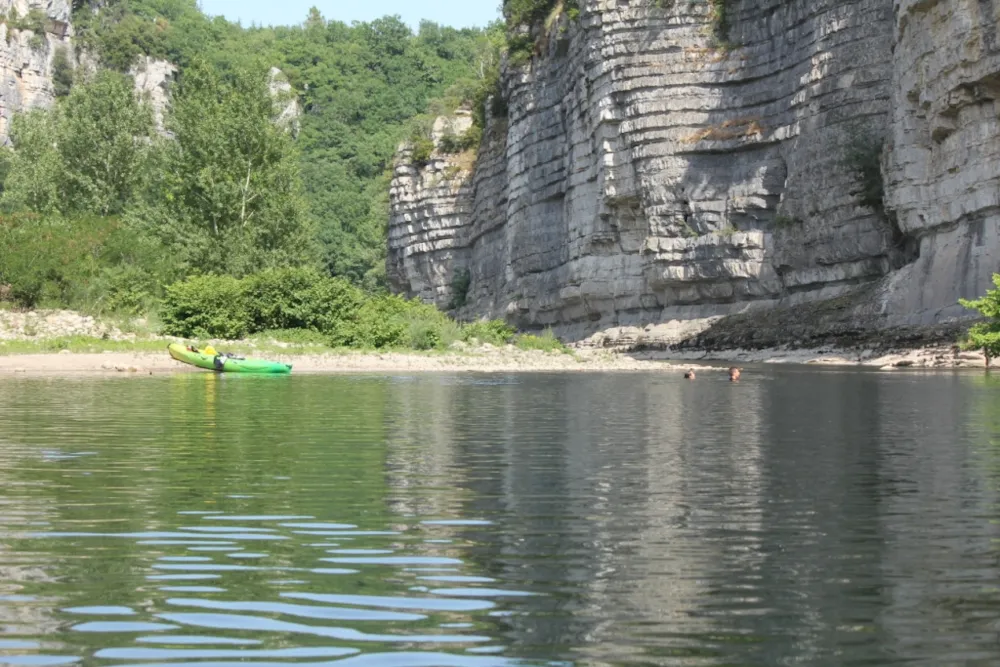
<box><xmin>388</xmin><ymin>0</ymin><xmax>1000</xmax><ymax>342</ymax></box>
<box><xmin>0</xmin><ymin>0</ymin><xmax>73</xmax><ymax>142</ymax></box>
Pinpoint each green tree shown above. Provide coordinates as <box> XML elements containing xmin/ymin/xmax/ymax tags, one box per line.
<box><xmin>3</xmin><ymin>71</ymin><xmax>154</xmax><ymax>216</ymax></box>
<box><xmin>959</xmin><ymin>274</ymin><xmax>1000</xmax><ymax>368</ymax></box>
<box><xmin>137</xmin><ymin>60</ymin><xmax>317</xmax><ymax>275</ymax></box>
<box><xmin>2</xmin><ymin>111</ymin><xmax>62</xmax><ymax>214</ymax></box>
<box><xmin>52</xmin><ymin>46</ymin><xmax>74</xmax><ymax>97</ymax></box>
<box><xmin>58</xmin><ymin>71</ymin><xmax>156</xmax><ymax>215</ymax></box>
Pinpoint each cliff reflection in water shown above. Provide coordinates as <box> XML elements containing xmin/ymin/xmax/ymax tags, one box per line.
<box><xmin>0</xmin><ymin>371</ymin><xmax>997</xmax><ymax>666</ymax></box>
<box><xmin>383</xmin><ymin>370</ymin><xmax>1000</xmax><ymax>665</ymax></box>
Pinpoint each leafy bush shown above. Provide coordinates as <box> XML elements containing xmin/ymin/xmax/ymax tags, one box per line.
<box><xmin>515</xmin><ymin>329</ymin><xmax>568</xmax><ymax>353</ymax></box>
<box><xmin>844</xmin><ymin>128</ymin><xmax>886</xmax><ymax>218</ymax></box>
<box><xmin>329</xmin><ymin>295</ymin><xmax>450</xmax><ymax>349</ymax></box>
<box><xmin>438</xmin><ymin>126</ymin><xmax>483</xmax><ymax>154</ymax></box>
<box><xmin>52</xmin><ymin>47</ymin><xmax>74</xmax><ymax>97</ymax></box>
<box><xmin>91</xmin><ymin>265</ymin><xmax>159</xmax><ymax>316</ymax></box>
<box><xmin>0</xmin><ymin>214</ymin><xmax>165</xmax><ymax>311</ymax></box>
<box><xmin>449</xmin><ymin>268</ymin><xmax>471</xmax><ymax>309</ymax></box>
<box><xmin>243</xmin><ymin>268</ymin><xmax>361</xmax><ymax>333</ymax></box>
<box><xmin>960</xmin><ymin>274</ymin><xmax>1000</xmax><ymax>367</ymax></box>
<box><xmin>252</xmin><ymin>328</ymin><xmax>330</xmax><ymax>346</ymax></box>
<box><xmin>161</xmin><ymin>268</ymin><xmax>461</xmax><ymax>351</ymax></box>
<box><xmin>410</xmin><ymin>137</ymin><xmax>435</xmax><ymax>165</ymax></box>
<box><xmin>160</xmin><ymin>274</ymin><xmax>250</xmax><ymax>340</ymax></box>
<box><xmin>462</xmin><ymin>319</ymin><xmax>515</xmax><ymax>346</ymax></box>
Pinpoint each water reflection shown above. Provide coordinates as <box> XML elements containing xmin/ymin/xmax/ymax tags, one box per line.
<box><xmin>382</xmin><ymin>370</ymin><xmax>1000</xmax><ymax>665</ymax></box>
<box><xmin>0</xmin><ymin>371</ymin><xmax>997</xmax><ymax>666</ymax></box>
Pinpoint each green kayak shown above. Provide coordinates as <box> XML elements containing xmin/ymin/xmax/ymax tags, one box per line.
<box><xmin>168</xmin><ymin>343</ymin><xmax>292</xmax><ymax>374</ymax></box>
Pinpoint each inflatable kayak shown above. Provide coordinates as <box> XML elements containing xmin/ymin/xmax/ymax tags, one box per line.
<box><xmin>167</xmin><ymin>343</ymin><xmax>292</xmax><ymax>374</ymax></box>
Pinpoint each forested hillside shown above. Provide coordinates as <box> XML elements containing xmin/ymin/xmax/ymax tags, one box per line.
<box><xmin>0</xmin><ymin>0</ymin><xmax>500</xmax><ymax>316</ymax></box>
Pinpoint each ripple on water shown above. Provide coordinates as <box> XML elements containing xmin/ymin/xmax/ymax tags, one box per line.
<box><xmin>164</xmin><ymin>598</ymin><xmax>426</xmax><ymax>622</ymax></box>
<box><xmin>0</xmin><ymin>656</ymin><xmax>82</xmax><ymax>666</ymax></box>
<box><xmin>282</xmin><ymin>593</ymin><xmax>495</xmax><ymax>612</ymax></box>
<box><xmin>71</xmin><ymin>622</ymin><xmax>178</xmax><ymax>633</ymax></box>
<box><xmin>320</xmin><ymin>557</ymin><xmax>463</xmax><ymax>566</ymax></box>
<box><xmin>94</xmin><ymin>647</ymin><xmax>359</xmax><ymax>660</ymax></box>
<box><xmin>134</xmin><ymin>636</ymin><xmax>260</xmax><ymax>646</ymax></box>
<box><xmin>156</xmin><ymin>612</ymin><xmax>491</xmax><ymax>643</ymax></box>
<box><xmin>158</xmin><ymin>587</ymin><xmax>226</xmax><ymax>593</ymax></box>
<box><xmin>63</xmin><ymin>606</ymin><xmax>136</xmax><ymax>615</ymax></box>
<box><xmin>102</xmin><ymin>656</ymin><xmax>551</xmax><ymax>667</ymax></box>
<box><xmin>4</xmin><ymin>371</ymin><xmax>999</xmax><ymax>666</ymax></box>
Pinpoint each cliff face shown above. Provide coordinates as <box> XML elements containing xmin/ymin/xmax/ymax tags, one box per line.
<box><xmin>879</xmin><ymin>0</ymin><xmax>1000</xmax><ymax>325</ymax></box>
<box><xmin>388</xmin><ymin>0</ymin><xmax>1000</xmax><ymax>342</ymax></box>
<box><xmin>0</xmin><ymin>0</ymin><xmax>73</xmax><ymax>143</ymax></box>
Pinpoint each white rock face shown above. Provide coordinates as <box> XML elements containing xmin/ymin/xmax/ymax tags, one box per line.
<box><xmin>388</xmin><ymin>0</ymin><xmax>1000</xmax><ymax>338</ymax></box>
<box><xmin>388</xmin><ymin>112</ymin><xmax>476</xmax><ymax>307</ymax></box>
<box><xmin>879</xmin><ymin>0</ymin><xmax>1000</xmax><ymax>325</ymax></box>
<box><xmin>131</xmin><ymin>56</ymin><xmax>177</xmax><ymax>134</ymax></box>
<box><xmin>269</xmin><ymin>67</ymin><xmax>300</xmax><ymax>134</ymax></box>
<box><xmin>0</xmin><ymin>0</ymin><xmax>73</xmax><ymax>143</ymax></box>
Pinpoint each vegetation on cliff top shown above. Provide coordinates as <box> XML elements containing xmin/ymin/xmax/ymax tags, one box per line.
<box><xmin>0</xmin><ymin>2</ymin><xmax>528</xmax><ymax>351</ymax></box>
<box><xmin>62</xmin><ymin>0</ymin><xmax>492</xmax><ymax>289</ymax></box>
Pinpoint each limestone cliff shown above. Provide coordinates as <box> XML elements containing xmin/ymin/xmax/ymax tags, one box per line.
<box><xmin>0</xmin><ymin>0</ymin><xmax>73</xmax><ymax>143</ymax></box>
<box><xmin>388</xmin><ymin>0</ymin><xmax>1000</xmax><ymax>344</ymax></box>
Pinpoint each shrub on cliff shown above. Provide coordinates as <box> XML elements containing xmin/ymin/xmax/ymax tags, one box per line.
<box><xmin>960</xmin><ymin>275</ymin><xmax>1000</xmax><ymax>368</ymax></box>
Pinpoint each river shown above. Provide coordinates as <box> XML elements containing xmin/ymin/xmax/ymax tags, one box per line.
<box><xmin>0</xmin><ymin>369</ymin><xmax>998</xmax><ymax>666</ymax></box>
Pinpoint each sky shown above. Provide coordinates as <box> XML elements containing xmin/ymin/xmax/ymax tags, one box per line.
<box><xmin>198</xmin><ymin>0</ymin><xmax>501</xmax><ymax>30</ymax></box>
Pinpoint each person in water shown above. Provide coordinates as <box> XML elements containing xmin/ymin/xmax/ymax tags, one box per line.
<box><xmin>684</xmin><ymin>369</ymin><xmax>696</xmax><ymax>380</ymax></box>
<box><xmin>729</xmin><ymin>367</ymin><xmax>741</xmax><ymax>382</ymax></box>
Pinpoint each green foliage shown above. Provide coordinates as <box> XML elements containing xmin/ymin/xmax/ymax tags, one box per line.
<box><xmin>244</xmin><ymin>269</ymin><xmax>362</xmax><ymax>333</ymax></box>
<box><xmin>439</xmin><ymin>126</ymin><xmax>482</xmax><ymax>154</ymax></box>
<box><xmin>52</xmin><ymin>47</ymin><xmax>74</xmax><ymax>97</ymax></box>
<box><xmin>503</xmin><ymin>0</ymin><xmax>562</xmax><ymax>26</ymax></box>
<box><xmin>502</xmin><ymin>0</ymin><xmax>580</xmax><ymax>63</ymax></box>
<box><xmin>160</xmin><ymin>268</ymin><xmax>512</xmax><ymax>350</ymax></box>
<box><xmin>274</xmin><ymin>13</ymin><xmax>490</xmax><ymax>284</ymax></box>
<box><xmin>1</xmin><ymin>3</ymin><xmax>497</xmax><ymax>316</ymax></box>
<box><xmin>844</xmin><ymin>128</ymin><xmax>886</xmax><ymax>218</ymax></box>
<box><xmin>3</xmin><ymin>70</ymin><xmax>155</xmax><ymax>216</ymax></box>
<box><xmin>0</xmin><ymin>214</ymin><xmax>168</xmax><ymax>311</ymax></box>
<box><xmin>410</xmin><ymin>137</ymin><xmax>435</xmax><ymax>165</ymax></box>
<box><xmin>709</xmin><ymin>0</ymin><xmax>730</xmax><ymax>45</ymax></box>
<box><xmin>253</xmin><ymin>328</ymin><xmax>330</xmax><ymax>346</ymax></box>
<box><xmin>160</xmin><ymin>274</ymin><xmax>250</xmax><ymax>339</ymax></box>
<box><xmin>461</xmin><ymin>319</ymin><xmax>516</xmax><ymax>346</ymax></box>
<box><xmin>161</xmin><ymin>268</ymin><xmax>363</xmax><ymax>339</ymax></box>
<box><xmin>449</xmin><ymin>268</ymin><xmax>472</xmax><ymax>309</ymax></box>
<box><xmin>960</xmin><ymin>274</ymin><xmax>1000</xmax><ymax>365</ymax></box>
<box><xmin>10</xmin><ymin>8</ymin><xmax>48</xmax><ymax>35</ymax></box>
<box><xmin>135</xmin><ymin>61</ymin><xmax>318</xmax><ymax>276</ymax></box>
<box><xmin>515</xmin><ymin>329</ymin><xmax>568</xmax><ymax>353</ymax></box>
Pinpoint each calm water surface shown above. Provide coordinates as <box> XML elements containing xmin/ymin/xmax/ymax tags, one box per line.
<box><xmin>0</xmin><ymin>369</ymin><xmax>999</xmax><ymax>666</ymax></box>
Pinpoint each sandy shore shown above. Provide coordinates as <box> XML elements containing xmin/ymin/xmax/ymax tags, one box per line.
<box><xmin>0</xmin><ymin>346</ymin><xmax>714</xmax><ymax>376</ymax></box>
<box><xmin>0</xmin><ymin>343</ymin><xmax>988</xmax><ymax>376</ymax></box>
<box><xmin>0</xmin><ymin>310</ymin><xmax>988</xmax><ymax>375</ymax></box>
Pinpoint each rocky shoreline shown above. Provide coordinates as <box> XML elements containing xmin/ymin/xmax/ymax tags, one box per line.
<box><xmin>0</xmin><ymin>309</ymin><xmax>988</xmax><ymax>374</ymax></box>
